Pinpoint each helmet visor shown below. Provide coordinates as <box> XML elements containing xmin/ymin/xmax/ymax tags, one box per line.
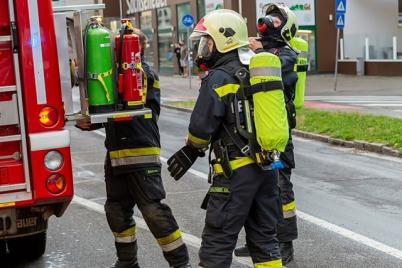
<box><xmin>197</xmin><ymin>36</ymin><xmax>215</xmax><ymax>58</ymax></box>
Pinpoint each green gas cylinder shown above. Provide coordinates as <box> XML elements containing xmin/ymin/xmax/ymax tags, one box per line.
<box><xmin>85</xmin><ymin>17</ymin><xmax>115</xmax><ymax>113</ymax></box>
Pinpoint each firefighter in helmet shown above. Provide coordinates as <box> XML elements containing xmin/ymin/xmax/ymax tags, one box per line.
<box><xmin>234</xmin><ymin>4</ymin><xmax>299</xmax><ymax>265</ymax></box>
<box><xmin>76</xmin><ymin>28</ymin><xmax>190</xmax><ymax>268</ymax></box>
<box><xmin>167</xmin><ymin>9</ymin><xmax>285</xmax><ymax>268</ymax></box>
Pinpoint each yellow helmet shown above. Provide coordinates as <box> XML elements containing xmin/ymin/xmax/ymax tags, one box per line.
<box><xmin>263</xmin><ymin>3</ymin><xmax>298</xmax><ymax>45</ymax></box>
<box><xmin>190</xmin><ymin>9</ymin><xmax>248</xmax><ymax>53</ymax></box>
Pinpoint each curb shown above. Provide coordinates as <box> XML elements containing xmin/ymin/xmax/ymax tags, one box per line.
<box><xmin>161</xmin><ymin>104</ymin><xmax>401</xmax><ymax>158</ymax></box>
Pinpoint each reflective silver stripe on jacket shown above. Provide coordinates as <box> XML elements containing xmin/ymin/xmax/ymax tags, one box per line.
<box><xmin>249</xmin><ymin>66</ymin><xmax>282</xmax><ymax>78</ymax></box>
<box><xmin>110</xmin><ymin>155</ymin><xmax>161</xmax><ymax>167</ymax></box>
<box><xmin>159</xmin><ymin>237</ymin><xmax>185</xmax><ymax>252</ymax></box>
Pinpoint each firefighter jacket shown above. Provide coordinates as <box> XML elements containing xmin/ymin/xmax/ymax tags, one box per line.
<box><xmin>187</xmin><ymin>52</ymin><xmax>240</xmax><ymax>151</ymax></box>
<box><xmin>187</xmin><ymin>51</ymin><xmax>286</xmax><ymax>172</ymax></box>
<box><xmin>105</xmin><ymin>61</ymin><xmax>161</xmax><ymax>175</ymax></box>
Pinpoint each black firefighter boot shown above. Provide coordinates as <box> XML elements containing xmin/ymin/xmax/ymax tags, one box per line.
<box><xmin>234</xmin><ymin>244</ymin><xmax>250</xmax><ymax>257</ymax></box>
<box><xmin>111</xmin><ymin>241</ymin><xmax>140</xmax><ymax>268</ymax></box>
<box><xmin>280</xmin><ymin>241</ymin><xmax>294</xmax><ymax>265</ymax></box>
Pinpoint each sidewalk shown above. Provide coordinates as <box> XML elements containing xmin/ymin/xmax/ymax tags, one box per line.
<box><xmin>160</xmin><ymin>74</ymin><xmax>402</xmax><ymax>101</ymax></box>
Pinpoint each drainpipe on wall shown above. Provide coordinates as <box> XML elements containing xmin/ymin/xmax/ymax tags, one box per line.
<box><xmin>238</xmin><ymin>0</ymin><xmax>242</xmax><ymax>16</ymax></box>
<box><xmin>365</xmin><ymin>37</ymin><xmax>370</xmax><ymax>60</ymax></box>
<box><xmin>393</xmin><ymin>36</ymin><xmax>397</xmax><ymax>60</ymax></box>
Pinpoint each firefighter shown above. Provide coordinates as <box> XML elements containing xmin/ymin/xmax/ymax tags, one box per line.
<box><xmin>76</xmin><ymin>29</ymin><xmax>190</xmax><ymax>268</ymax></box>
<box><xmin>167</xmin><ymin>9</ymin><xmax>285</xmax><ymax>268</ymax></box>
<box><xmin>234</xmin><ymin>4</ymin><xmax>299</xmax><ymax>265</ymax></box>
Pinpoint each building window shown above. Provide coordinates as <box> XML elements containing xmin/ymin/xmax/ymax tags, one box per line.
<box><xmin>399</xmin><ymin>0</ymin><xmax>402</xmax><ymax>26</ymax></box>
<box><xmin>140</xmin><ymin>11</ymin><xmax>154</xmax><ymax>68</ymax></box>
<box><xmin>157</xmin><ymin>6</ymin><xmax>174</xmax><ymax>74</ymax></box>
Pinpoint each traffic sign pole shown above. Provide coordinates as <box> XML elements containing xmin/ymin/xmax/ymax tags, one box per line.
<box><xmin>182</xmin><ymin>14</ymin><xmax>194</xmax><ymax>89</ymax></box>
<box><xmin>334</xmin><ymin>28</ymin><xmax>340</xmax><ymax>91</ymax></box>
<box><xmin>334</xmin><ymin>0</ymin><xmax>346</xmax><ymax>91</ymax></box>
<box><xmin>188</xmin><ymin>26</ymin><xmax>192</xmax><ymax>89</ymax></box>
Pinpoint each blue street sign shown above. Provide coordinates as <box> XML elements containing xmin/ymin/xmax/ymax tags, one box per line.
<box><xmin>182</xmin><ymin>14</ymin><xmax>194</xmax><ymax>27</ymax></box>
<box><xmin>336</xmin><ymin>13</ymin><xmax>345</xmax><ymax>29</ymax></box>
<box><xmin>336</xmin><ymin>0</ymin><xmax>346</xmax><ymax>13</ymax></box>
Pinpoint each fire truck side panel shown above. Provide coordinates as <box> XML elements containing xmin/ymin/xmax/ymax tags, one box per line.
<box><xmin>29</xmin><ymin>130</ymin><xmax>73</xmax><ymax>213</ymax></box>
<box><xmin>14</xmin><ymin>0</ymin><xmax>64</xmax><ymax>133</ymax></box>
<box><xmin>0</xmin><ymin>42</ymin><xmax>15</xmax><ymax>85</ymax></box>
<box><xmin>0</xmin><ymin>0</ymin><xmax>10</xmax><ymax>35</ymax></box>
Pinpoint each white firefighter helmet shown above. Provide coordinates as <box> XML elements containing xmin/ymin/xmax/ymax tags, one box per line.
<box><xmin>190</xmin><ymin>9</ymin><xmax>249</xmax><ymax>53</ymax></box>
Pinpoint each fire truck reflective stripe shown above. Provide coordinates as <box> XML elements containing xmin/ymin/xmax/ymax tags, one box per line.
<box><xmin>0</xmin><ymin>202</ymin><xmax>15</xmax><ymax>208</ymax></box>
<box><xmin>254</xmin><ymin>259</ymin><xmax>282</xmax><ymax>267</ymax></box>
<box><xmin>0</xmin><ymin>191</ymin><xmax>32</xmax><ymax>204</ymax></box>
<box><xmin>113</xmin><ymin>226</ymin><xmax>137</xmax><ymax>243</ymax></box>
<box><xmin>28</xmin><ymin>0</ymin><xmax>47</xmax><ymax>104</ymax></box>
<box><xmin>109</xmin><ymin>147</ymin><xmax>161</xmax><ymax>159</ymax></box>
<box><xmin>110</xmin><ymin>155</ymin><xmax>161</xmax><ymax>167</ymax></box>
<box><xmin>30</xmin><ymin>130</ymin><xmax>70</xmax><ymax>151</ymax></box>
<box><xmin>157</xmin><ymin>229</ymin><xmax>184</xmax><ymax>252</ymax></box>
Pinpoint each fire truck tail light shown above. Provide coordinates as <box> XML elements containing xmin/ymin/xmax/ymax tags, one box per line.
<box><xmin>46</xmin><ymin>174</ymin><xmax>66</xmax><ymax>194</ymax></box>
<box><xmin>44</xmin><ymin>151</ymin><xmax>63</xmax><ymax>171</ymax></box>
<box><xmin>39</xmin><ymin>106</ymin><xmax>58</xmax><ymax>127</ymax></box>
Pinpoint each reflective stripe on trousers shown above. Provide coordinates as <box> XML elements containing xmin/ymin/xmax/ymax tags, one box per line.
<box><xmin>282</xmin><ymin>200</ymin><xmax>296</xmax><ymax>219</ymax></box>
<box><xmin>157</xmin><ymin>229</ymin><xmax>184</xmax><ymax>252</ymax></box>
<box><xmin>113</xmin><ymin>225</ymin><xmax>137</xmax><ymax>243</ymax></box>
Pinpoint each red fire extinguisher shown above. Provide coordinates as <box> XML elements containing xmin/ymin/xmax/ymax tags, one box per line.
<box><xmin>115</xmin><ymin>19</ymin><xmax>145</xmax><ymax>110</ymax></box>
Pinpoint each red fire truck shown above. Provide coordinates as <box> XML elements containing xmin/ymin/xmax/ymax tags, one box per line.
<box><xmin>0</xmin><ymin>0</ymin><xmax>73</xmax><ymax>259</ymax></box>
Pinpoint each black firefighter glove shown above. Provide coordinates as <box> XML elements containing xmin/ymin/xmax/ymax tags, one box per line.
<box><xmin>167</xmin><ymin>145</ymin><xmax>205</xmax><ymax>181</ymax></box>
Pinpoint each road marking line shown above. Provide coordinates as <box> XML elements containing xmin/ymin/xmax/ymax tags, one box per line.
<box><xmin>72</xmin><ymin>195</ymin><xmax>253</xmax><ymax>267</ymax></box>
<box><xmin>293</xmin><ymin>136</ymin><xmax>402</xmax><ymax>163</ymax></box>
<box><xmin>297</xmin><ymin>211</ymin><xmax>402</xmax><ymax>260</ymax></box>
<box><xmin>159</xmin><ymin>157</ymin><xmax>402</xmax><ymax>261</ymax></box>
<box><xmin>92</xmin><ymin>125</ymin><xmax>402</xmax><ymax>261</ymax></box>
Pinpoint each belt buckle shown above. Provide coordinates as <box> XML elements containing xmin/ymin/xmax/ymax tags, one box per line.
<box><xmin>241</xmin><ymin>145</ymin><xmax>250</xmax><ymax>154</ymax></box>
<box><xmin>88</xmin><ymin>73</ymin><xmax>98</xmax><ymax>79</ymax></box>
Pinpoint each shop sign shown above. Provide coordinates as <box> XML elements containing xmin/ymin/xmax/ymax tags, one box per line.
<box><xmin>205</xmin><ymin>0</ymin><xmax>224</xmax><ymax>14</ymax></box>
<box><xmin>256</xmin><ymin>0</ymin><xmax>315</xmax><ymax>26</ymax></box>
<box><xmin>126</xmin><ymin>0</ymin><xmax>168</xmax><ymax>14</ymax></box>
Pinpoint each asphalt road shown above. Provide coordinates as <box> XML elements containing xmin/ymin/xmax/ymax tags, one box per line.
<box><xmin>3</xmin><ymin>108</ymin><xmax>402</xmax><ymax>268</ymax></box>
